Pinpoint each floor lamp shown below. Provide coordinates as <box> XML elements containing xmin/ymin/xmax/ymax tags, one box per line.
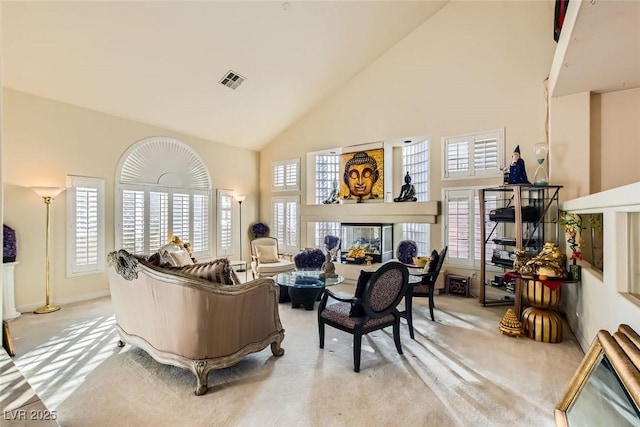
<box><xmin>31</xmin><ymin>186</ymin><xmax>66</xmax><ymax>314</ymax></box>
<box><xmin>234</xmin><ymin>195</ymin><xmax>246</xmax><ymax>272</ymax></box>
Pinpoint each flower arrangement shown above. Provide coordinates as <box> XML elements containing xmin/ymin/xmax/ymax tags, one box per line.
<box><xmin>251</xmin><ymin>222</ymin><xmax>269</xmax><ymax>238</ymax></box>
<box><xmin>559</xmin><ymin>211</ymin><xmax>584</xmax><ymax>265</ymax></box>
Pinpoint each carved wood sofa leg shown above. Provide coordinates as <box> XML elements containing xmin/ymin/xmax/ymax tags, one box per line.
<box><xmin>193</xmin><ymin>361</ymin><xmax>209</xmax><ymax>396</ymax></box>
<box><xmin>270</xmin><ymin>333</ymin><xmax>285</xmax><ymax>357</ymax></box>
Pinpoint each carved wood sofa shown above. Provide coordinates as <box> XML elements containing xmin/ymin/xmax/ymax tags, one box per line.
<box><xmin>107</xmin><ymin>249</ymin><xmax>285</xmax><ymax>395</ymax></box>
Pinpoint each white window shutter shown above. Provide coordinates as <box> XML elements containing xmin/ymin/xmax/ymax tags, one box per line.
<box><xmin>149</xmin><ymin>191</ymin><xmax>169</xmax><ymax>252</ymax></box>
<box><xmin>192</xmin><ymin>192</ymin><xmax>209</xmax><ymax>254</ymax></box>
<box><xmin>121</xmin><ymin>189</ymin><xmax>145</xmax><ymax>254</ymax></box>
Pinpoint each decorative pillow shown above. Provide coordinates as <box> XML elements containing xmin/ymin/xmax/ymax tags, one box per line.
<box><xmin>427</xmin><ymin>249</ymin><xmax>440</xmax><ymax>273</ymax></box>
<box><xmin>168</xmin><ymin>258</ymin><xmax>240</xmax><ymax>285</ymax></box>
<box><xmin>349</xmin><ymin>270</ymin><xmax>375</xmax><ymax>317</ymax></box>
<box><xmin>255</xmin><ymin>245</ymin><xmax>279</xmax><ymax>264</ymax></box>
<box><xmin>169</xmin><ymin>249</ymin><xmax>194</xmax><ymax>267</ymax></box>
<box><xmin>158</xmin><ymin>243</ymin><xmax>183</xmax><ymax>266</ymax></box>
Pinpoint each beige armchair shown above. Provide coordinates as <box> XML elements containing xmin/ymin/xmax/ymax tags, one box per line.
<box><xmin>250</xmin><ymin>237</ymin><xmax>296</xmax><ymax>279</ymax></box>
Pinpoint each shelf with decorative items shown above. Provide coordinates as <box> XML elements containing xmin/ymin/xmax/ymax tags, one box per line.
<box><xmin>478</xmin><ymin>184</ymin><xmax>562</xmax><ymax>316</ymax></box>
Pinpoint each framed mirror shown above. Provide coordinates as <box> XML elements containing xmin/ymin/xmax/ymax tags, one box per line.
<box><xmin>555</xmin><ymin>324</ymin><xmax>640</xmax><ymax>426</ymax></box>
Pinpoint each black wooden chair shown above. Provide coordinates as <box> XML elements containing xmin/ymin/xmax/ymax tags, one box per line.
<box><xmin>404</xmin><ymin>246</ymin><xmax>448</xmax><ymax>339</ymax></box>
<box><xmin>317</xmin><ymin>261</ymin><xmax>410</xmax><ymax>372</ymax></box>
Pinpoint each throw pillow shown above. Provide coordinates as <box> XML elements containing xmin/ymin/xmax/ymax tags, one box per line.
<box><xmin>427</xmin><ymin>249</ymin><xmax>440</xmax><ymax>273</ymax></box>
<box><xmin>158</xmin><ymin>243</ymin><xmax>184</xmax><ymax>266</ymax></box>
<box><xmin>349</xmin><ymin>270</ymin><xmax>374</xmax><ymax>317</ymax></box>
<box><xmin>168</xmin><ymin>258</ymin><xmax>240</xmax><ymax>285</ymax></box>
<box><xmin>255</xmin><ymin>245</ymin><xmax>279</xmax><ymax>263</ymax></box>
<box><xmin>169</xmin><ymin>249</ymin><xmax>194</xmax><ymax>267</ymax></box>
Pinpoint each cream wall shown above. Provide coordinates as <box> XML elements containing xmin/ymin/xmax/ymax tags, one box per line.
<box><xmin>552</xmin><ymin>87</ymin><xmax>640</xmax><ymax>350</ymax></box>
<box><xmin>2</xmin><ymin>89</ymin><xmax>259</xmax><ymax>311</ymax></box>
<box><xmin>259</xmin><ymin>1</ymin><xmax>556</xmax><ymax>276</ymax></box>
<box><xmin>595</xmin><ymin>88</ymin><xmax>640</xmax><ymax>192</ymax></box>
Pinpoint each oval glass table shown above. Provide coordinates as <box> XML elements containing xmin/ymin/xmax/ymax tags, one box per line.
<box><xmin>273</xmin><ymin>270</ymin><xmax>344</xmax><ymax>310</ymax></box>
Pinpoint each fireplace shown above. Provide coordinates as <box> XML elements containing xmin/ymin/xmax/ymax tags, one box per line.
<box><xmin>340</xmin><ymin>223</ymin><xmax>393</xmax><ymax>264</ymax></box>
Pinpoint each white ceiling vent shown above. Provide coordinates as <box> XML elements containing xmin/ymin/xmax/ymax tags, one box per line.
<box><xmin>219</xmin><ymin>70</ymin><xmax>246</xmax><ymax>90</ymax></box>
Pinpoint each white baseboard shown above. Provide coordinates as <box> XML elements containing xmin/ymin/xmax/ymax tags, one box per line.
<box><xmin>16</xmin><ymin>289</ymin><xmax>111</xmax><ymax>314</ymax></box>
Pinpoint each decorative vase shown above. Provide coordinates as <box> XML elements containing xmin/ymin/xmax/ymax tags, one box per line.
<box><xmin>571</xmin><ymin>264</ymin><xmax>582</xmax><ymax>281</ymax></box>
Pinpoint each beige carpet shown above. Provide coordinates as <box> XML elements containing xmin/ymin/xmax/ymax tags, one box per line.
<box><xmin>8</xmin><ymin>287</ymin><xmax>585</xmax><ymax>427</ymax></box>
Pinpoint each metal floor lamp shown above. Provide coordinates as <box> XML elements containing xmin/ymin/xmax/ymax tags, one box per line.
<box><xmin>234</xmin><ymin>195</ymin><xmax>246</xmax><ymax>272</ymax></box>
<box><xmin>31</xmin><ymin>186</ymin><xmax>66</xmax><ymax>314</ymax></box>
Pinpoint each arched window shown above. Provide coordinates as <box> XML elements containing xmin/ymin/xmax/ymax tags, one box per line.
<box><xmin>115</xmin><ymin>137</ymin><xmax>212</xmax><ymax>258</ymax></box>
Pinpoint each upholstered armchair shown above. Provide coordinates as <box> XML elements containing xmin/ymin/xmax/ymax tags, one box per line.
<box><xmin>403</xmin><ymin>246</ymin><xmax>448</xmax><ymax>339</ymax></box>
<box><xmin>250</xmin><ymin>237</ymin><xmax>295</xmax><ymax>279</ymax></box>
<box><xmin>317</xmin><ymin>261</ymin><xmax>410</xmax><ymax>372</ymax></box>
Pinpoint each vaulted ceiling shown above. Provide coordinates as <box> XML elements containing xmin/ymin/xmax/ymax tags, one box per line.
<box><xmin>1</xmin><ymin>1</ymin><xmax>448</xmax><ymax>151</ymax></box>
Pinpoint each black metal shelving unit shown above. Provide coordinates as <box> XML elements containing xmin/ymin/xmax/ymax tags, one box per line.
<box><xmin>478</xmin><ymin>184</ymin><xmax>562</xmax><ymax>316</ymax></box>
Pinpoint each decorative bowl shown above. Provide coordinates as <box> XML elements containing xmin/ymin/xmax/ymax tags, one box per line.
<box><xmin>412</xmin><ymin>256</ymin><xmax>430</xmax><ymax>268</ymax></box>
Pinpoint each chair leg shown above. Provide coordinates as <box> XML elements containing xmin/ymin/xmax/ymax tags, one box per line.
<box><xmin>429</xmin><ymin>284</ymin><xmax>435</xmax><ymax>321</ymax></box>
<box><xmin>405</xmin><ymin>291</ymin><xmax>415</xmax><ymax>340</ymax></box>
<box><xmin>393</xmin><ymin>319</ymin><xmax>403</xmax><ymax>355</ymax></box>
<box><xmin>353</xmin><ymin>333</ymin><xmax>362</xmax><ymax>372</ymax></box>
<box><xmin>318</xmin><ymin>320</ymin><xmax>325</xmax><ymax>348</ymax></box>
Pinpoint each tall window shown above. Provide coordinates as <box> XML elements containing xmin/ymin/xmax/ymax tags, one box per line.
<box><xmin>315</xmin><ymin>155</ymin><xmax>340</xmax><ymax>204</ymax></box>
<box><xmin>444</xmin><ymin>188</ymin><xmax>500</xmax><ymax>267</ymax></box>
<box><xmin>315</xmin><ymin>222</ymin><xmax>341</xmax><ymax>249</ymax></box>
<box><xmin>120</xmin><ymin>186</ymin><xmax>209</xmax><ymax>257</ymax></box>
<box><xmin>272</xmin><ymin>196</ymin><xmax>299</xmax><ymax>254</ymax></box>
<box><xmin>116</xmin><ymin>137</ymin><xmax>212</xmax><ymax>259</ymax></box>
<box><xmin>66</xmin><ymin>176</ymin><xmax>105</xmax><ymax>276</ymax></box>
<box><xmin>216</xmin><ymin>190</ymin><xmax>234</xmax><ymax>257</ymax></box>
<box><xmin>402</xmin><ymin>141</ymin><xmax>429</xmax><ymax>201</ymax></box>
<box><xmin>442</xmin><ymin>129</ymin><xmax>504</xmax><ymax>180</ymax></box>
<box><xmin>272</xmin><ymin>158</ymin><xmax>300</xmax><ymax>191</ymax></box>
<box><xmin>402</xmin><ymin>223</ymin><xmax>430</xmax><ymax>255</ymax></box>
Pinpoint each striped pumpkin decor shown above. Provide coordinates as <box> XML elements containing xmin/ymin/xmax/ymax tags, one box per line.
<box><xmin>522</xmin><ymin>307</ymin><xmax>563</xmax><ymax>343</ymax></box>
<box><xmin>521</xmin><ymin>280</ymin><xmax>561</xmax><ymax>309</ymax></box>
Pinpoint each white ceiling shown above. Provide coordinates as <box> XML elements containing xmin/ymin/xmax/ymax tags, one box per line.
<box><xmin>1</xmin><ymin>1</ymin><xmax>448</xmax><ymax>151</ymax></box>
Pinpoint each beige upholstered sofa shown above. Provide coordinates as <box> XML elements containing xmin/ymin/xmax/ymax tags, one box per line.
<box><xmin>107</xmin><ymin>249</ymin><xmax>285</xmax><ymax>395</ymax></box>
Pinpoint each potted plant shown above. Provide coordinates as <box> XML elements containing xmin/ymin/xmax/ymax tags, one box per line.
<box><xmin>559</xmin><ymin>210</ymin><xmax>584</xmax><ymax>281</ymax></box>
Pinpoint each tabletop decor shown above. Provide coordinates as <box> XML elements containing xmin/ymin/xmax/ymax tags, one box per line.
<box><xmin>294</xmin><ymin>248</ymin><xmax>325</xmax><ymax>270</ymax></box>
<box><xmin>250</xmin><ymin>222</ymin><xmax>269</xmax><ymax>238</ymax></box>
<box><xmin>396</xmin><ymin>240</ymin><xmax>418</xmax><ymax>265</ymax></box>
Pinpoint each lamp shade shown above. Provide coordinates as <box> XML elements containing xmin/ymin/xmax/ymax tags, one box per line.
<box><xmin>31</xmin><ymin>186</ymin><xmax>66</xmax><ymax>199</ymax></box>
<box><xmin>234</xmin><ymin>195</ymin><xmax>246</xmax><ymax>203</ymax></box>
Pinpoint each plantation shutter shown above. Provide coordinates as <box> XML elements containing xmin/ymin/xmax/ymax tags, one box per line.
<box><xmin>192</xmin><ymin>192</ymin><xmax>209</xmax><ymax>253</ymax></box>
<box><xmin>74</xmin><ymin>187</ymin><xmax>98</xmax><ymax>266</ymax></box>
<box><xmin>121</xmin><ymin>189</ymin><xmax>145</xmax><ymax>254</ymax></box>
<box><xmin>172</xmin><ymin>193</ymin><xmax>190</xmax><ymax>242</ymax></box>
<box><xmin>446</xmin><ymin>195</ymin><xmax>470</xmax><ymax>260</ymax></box>
<box><xmin>149</xmin><ymin>191</ymin><xmax>169</xmax><ymax>252</ymax></box>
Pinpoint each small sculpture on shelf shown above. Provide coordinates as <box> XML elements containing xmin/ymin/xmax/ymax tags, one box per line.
<box><xmin>508</xmin><ymin>145</ymin><xmax>530</xmax><ymax>185</ymax></box>
<box><xmin>394</xmin><ymin>171</ymin><xmax>417</xmax><ymax>202</ymax></box>
<box><xmin>519</xmin><ymin>242</ymin><xmax>568</xmax><ymax>279</ymax></box>
<box><xmin>323</xmin><ymin>180</ymin><xmax>341</xmax><ymax>204</ymax></box>
<box><xmin>320</xmin><ymin>235</ymin><xmax>340</xmax><ymax>279</ymax></box>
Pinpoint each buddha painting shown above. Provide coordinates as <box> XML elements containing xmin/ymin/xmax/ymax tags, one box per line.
<box><xmin>340</xmin><ymin>149</ymin><xmax>384</xmax><ymax>203</ymax></box>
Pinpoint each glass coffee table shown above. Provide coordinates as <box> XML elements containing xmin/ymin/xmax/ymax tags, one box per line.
<box><xmin>274</xmin><ymin>270</ymin><xmax>344</xmax><ymax>310</ymax></box>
